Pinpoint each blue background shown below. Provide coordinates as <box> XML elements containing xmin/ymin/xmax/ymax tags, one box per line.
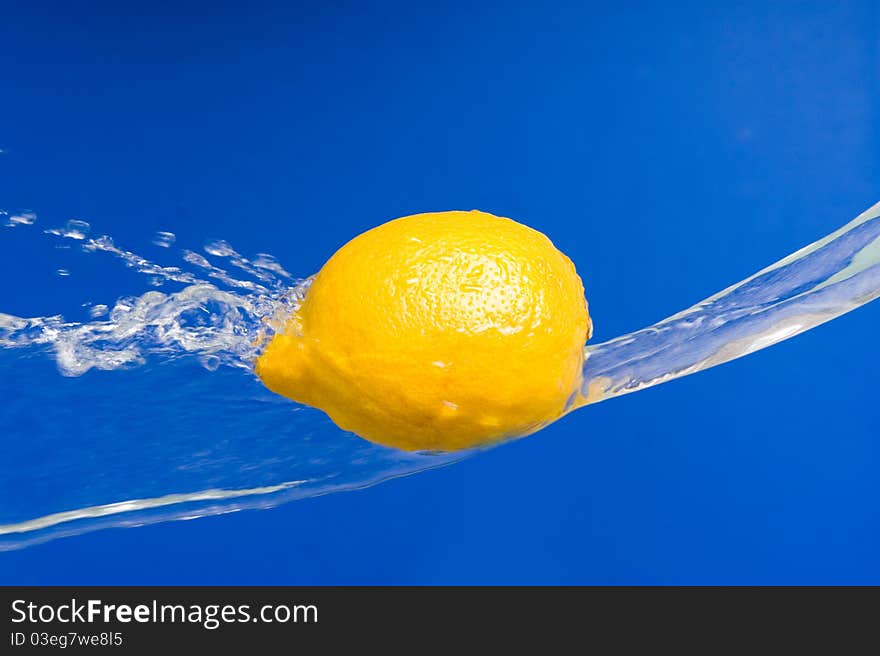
<box><xmin>0</xmin><ymin>1</ymin><xmax>878</xmax><ymax>583</ymax></box>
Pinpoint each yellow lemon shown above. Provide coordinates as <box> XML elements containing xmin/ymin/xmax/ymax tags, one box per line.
<box><xmin>255</xmin><ymin>210</ymin><xmax>591</xmax><ymax>452</ymax></box>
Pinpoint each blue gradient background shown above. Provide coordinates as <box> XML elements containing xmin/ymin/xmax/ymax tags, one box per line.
<box><xmin>0</xmin><ymin>1</ymin><xmax>878</xmax><ymax>584</ymax></box>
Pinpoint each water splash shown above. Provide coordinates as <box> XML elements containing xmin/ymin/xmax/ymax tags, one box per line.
<box><xmin>1</xmin><ymin>200</ymin><xmax>879</xmax><ymax>549</ymax></box>
<box><xmin>0</xmin><ymin>216</ymin><xmax>467</xmax><ymax>549</ymax></box>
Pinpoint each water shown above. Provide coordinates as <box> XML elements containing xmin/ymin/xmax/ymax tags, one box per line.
<box><xmin>0</xmin><ymin>217</ymin><xmax>468</xmax><ymax>549</ymax></box>
<box><xmin>577</xmin><ymin>200</ymin><xmax>880</xmax><ymax>407</ymax></box>
<box><xmin>1</xmin><ymin>200</ymin><xmax>879</xmax><ymax>549</ymax></box>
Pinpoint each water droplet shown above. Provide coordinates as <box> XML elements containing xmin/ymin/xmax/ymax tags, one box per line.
<box><xmin>89</xmin><ymin>304</ymin><xmax>109</xmax><ymax>318</ymax></box>
<box><xmin>252</xmin><ymin>253</ymin><xmax>293</xmax><ymax>278</ymax></box>
<box><xmin>5</xmin><ymin>210</ymin><xmax>37</xmax><ymax>227</ymax></box>
<box><xmin>152</xmin><ymin>231</ymin><xmax>176</xmax><ymax>248</ymax></box>
<box><xmin>67</xmin><ymin>220</ymin><xmax>90</xmax><ymax>237</ymax></box>
<box><xmin>198</xmin><ymin>354</ymin><xmax>221</xmax><ymax>371</ymax></box>
<box><xmin>204</xmin><ymin>239</ymin><xmax>236</xmax><ymax>258</ymax></box>
<box><xmin>183</xmin><ymin>250</ymin><xmax>212</xmax><ymax>269</ymax></box>
<box><xmin>45</xmin><ymin>219</ymin><xmax>90</xmax><ymax>240</ymax></box>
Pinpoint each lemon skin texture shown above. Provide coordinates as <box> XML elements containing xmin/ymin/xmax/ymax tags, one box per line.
<box><xmin>255</xmin><ymin>210</ymin><xmax>591</xmax><ymax>452</ymax></box>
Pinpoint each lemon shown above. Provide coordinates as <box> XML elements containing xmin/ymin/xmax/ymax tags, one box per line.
<box><xmin>255</xmin><ymin>210</ymin><xmax>591</xmax><ymax>452</ymax></box>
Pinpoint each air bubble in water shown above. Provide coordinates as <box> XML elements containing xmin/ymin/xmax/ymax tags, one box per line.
<box><xmin>152</xmin><ymin>231</ymin><xmax>176</xmax><ymax>248</ymax></box>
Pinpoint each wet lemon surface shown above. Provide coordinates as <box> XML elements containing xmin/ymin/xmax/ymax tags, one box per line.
<box><xmin>256</xmin><ymin>210</ymin><xmax>591</xmax><ymax>451</ymax></box>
